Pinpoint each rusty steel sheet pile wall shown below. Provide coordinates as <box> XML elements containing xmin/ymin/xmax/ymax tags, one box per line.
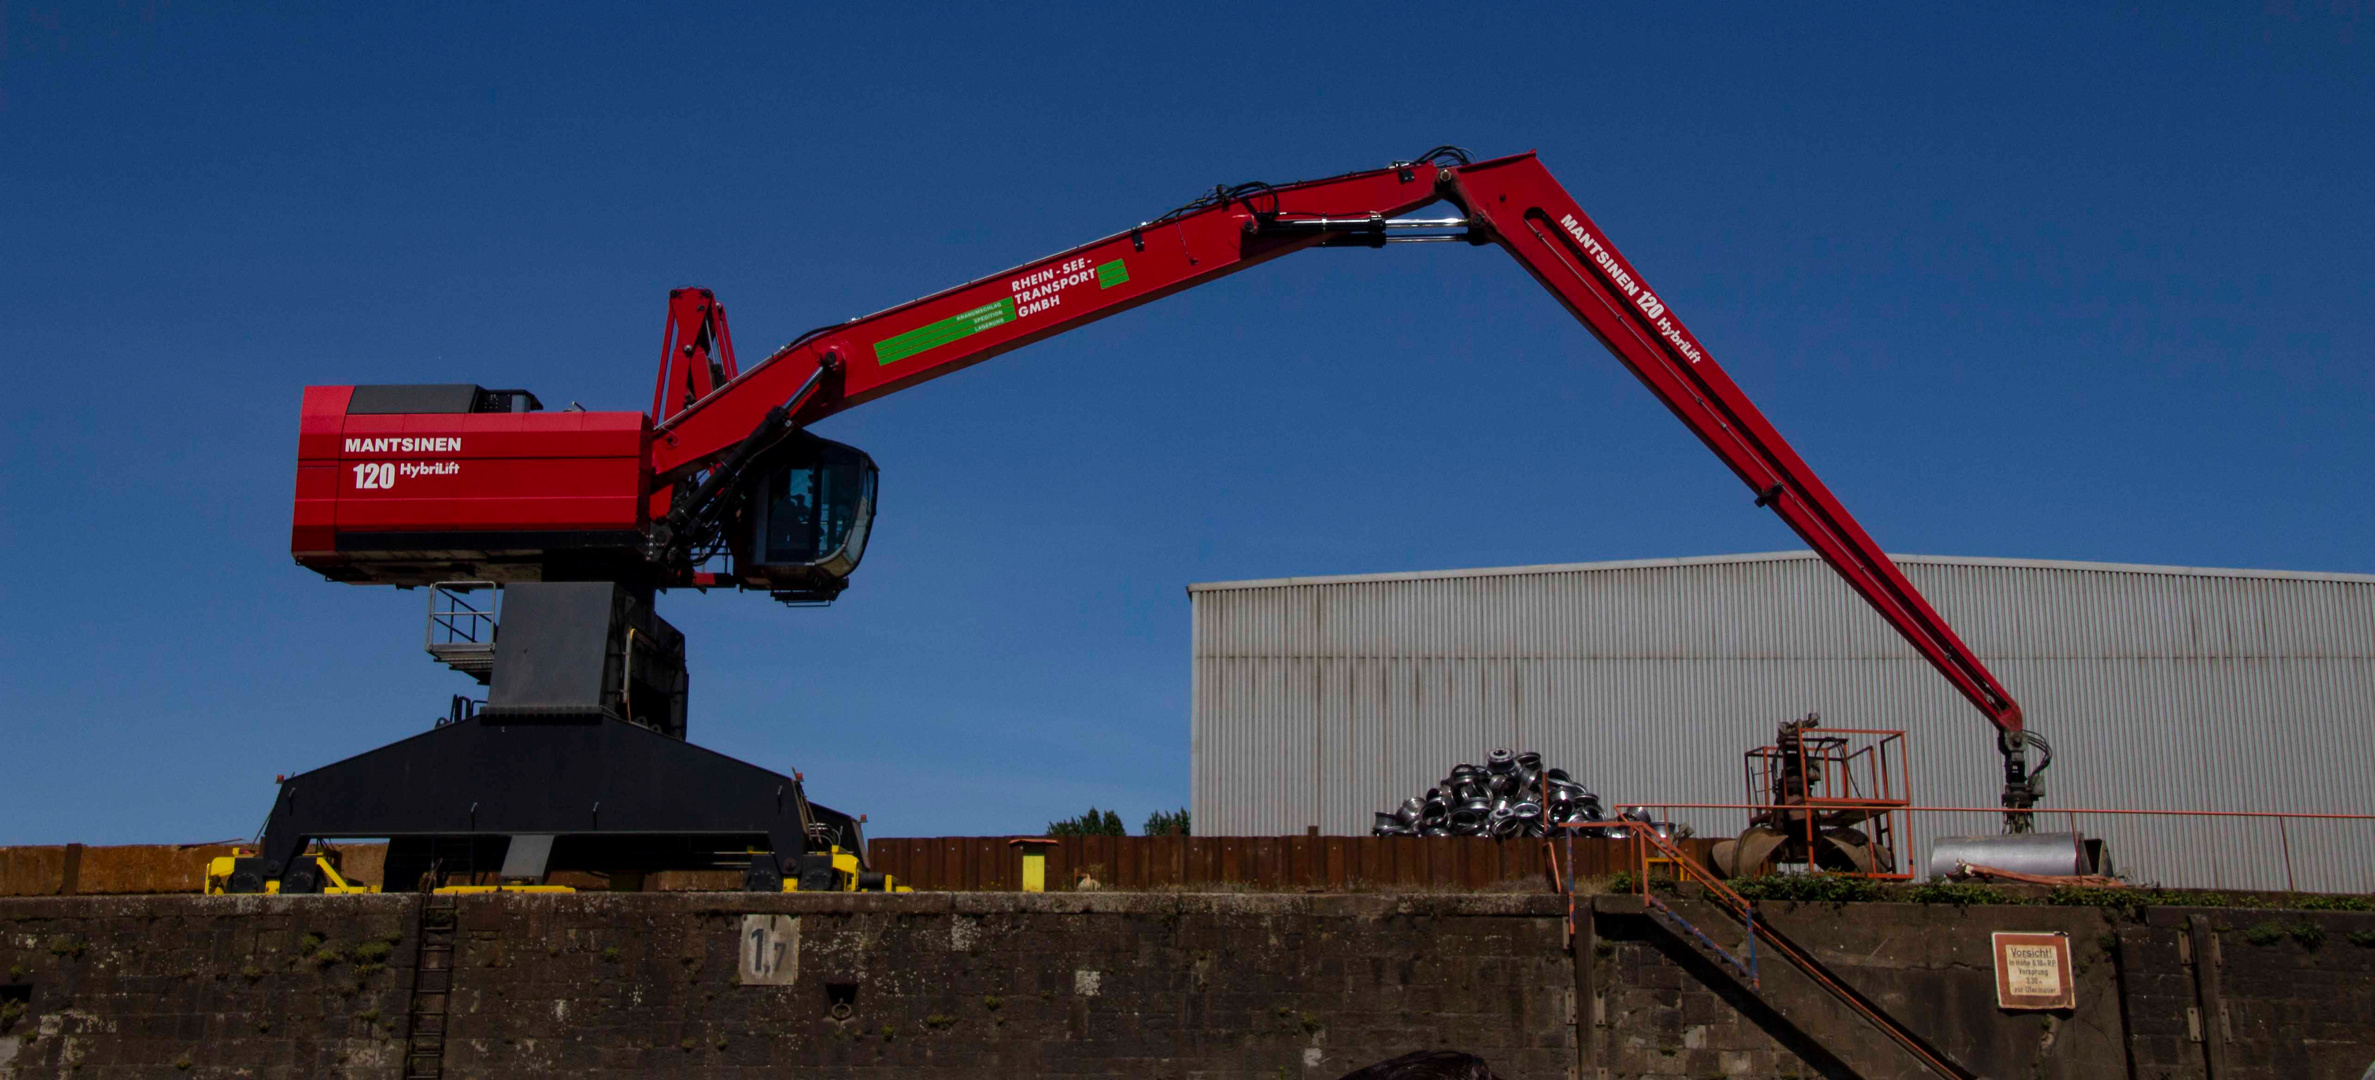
<box><xmin>0</xmin><ymin>845</ymin><xmax>241</xmax><ymax>897</ymax></box>
<box><xmin>863</xmin><ymin>834</ymin><xmax>1711</xmax><ymax>892</ymax></box>
<box><xmin>1189</xmin><ymin>552</ymin><xmax>2375</xmax><ymax>891</ymax></box>
<box><xmin>1</xmin><ymin>838</ymin><xmax>1704</xmax><ymax>897</ymax></box>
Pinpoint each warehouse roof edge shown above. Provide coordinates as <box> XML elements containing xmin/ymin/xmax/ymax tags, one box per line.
<box><xmin>1188</xmin><ymin>551</ymin><xmax>2375</xmax><ymax>594</ymax></box>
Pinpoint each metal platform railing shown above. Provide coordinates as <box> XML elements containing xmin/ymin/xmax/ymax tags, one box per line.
<box><xmin>424</xmin><ymin>581</ymin><xmax>499</xmax><ymax>683</ymax></box>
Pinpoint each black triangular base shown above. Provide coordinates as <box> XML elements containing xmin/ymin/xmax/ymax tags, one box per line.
<box><xmin>229</xmin><ymin>715</ymin><xmax>855</xmax><ymax>893</ymax></box>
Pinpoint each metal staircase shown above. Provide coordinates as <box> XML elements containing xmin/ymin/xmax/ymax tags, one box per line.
<box><xmin>1560</xmin><ymin>825</ymin><xmax>1974</xmax><ymax>1080</ymax></box>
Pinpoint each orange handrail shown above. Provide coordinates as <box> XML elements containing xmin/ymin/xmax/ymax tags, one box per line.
<box><xmin>1597</xmin><ymin>802</ymin><xmax>2375</xmax><ymax>820</ymax></box>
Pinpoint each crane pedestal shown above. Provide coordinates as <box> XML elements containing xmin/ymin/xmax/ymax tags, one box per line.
<box><xmin>226</xmin><ymin>582</ymin><xmax>858</xmax><ymax>894</ymax></box>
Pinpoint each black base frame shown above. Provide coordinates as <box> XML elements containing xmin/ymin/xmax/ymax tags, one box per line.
<box><xmin>227</xmin><ymin>714</ymin><xmax>856</xmax><ymax>894</ymax></box>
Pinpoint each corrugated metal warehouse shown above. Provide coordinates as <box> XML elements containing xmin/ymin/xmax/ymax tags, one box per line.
<box><xmin>1189</xmin><ymin>552</ymin><xmax>2375</xmax><ymax>892</ymax></box>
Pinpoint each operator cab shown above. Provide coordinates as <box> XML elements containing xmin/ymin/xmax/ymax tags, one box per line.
<box><xmin>734</xmin><ymin>431</ymin><xmax>877</xmax><ymax>604</ymax></box>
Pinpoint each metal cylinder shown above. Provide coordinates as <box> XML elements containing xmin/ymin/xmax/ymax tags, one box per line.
<box><xmin>1928</xmin><ymin>832</ymin><xmax>2101</xmax><ymax>879</ymax></box>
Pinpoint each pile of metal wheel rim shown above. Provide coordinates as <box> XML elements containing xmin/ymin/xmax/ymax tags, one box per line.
<box><xmin>1371</xmin><ymin>748</ymin><xmax>1606</xmax><ymax>839</ymax></box>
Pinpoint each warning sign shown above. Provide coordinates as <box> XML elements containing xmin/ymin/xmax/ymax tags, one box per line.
<box><xmin>1991</xmin><ymin>932</ymin><xmax>2075</xmax><ymax>1010</ymax></box>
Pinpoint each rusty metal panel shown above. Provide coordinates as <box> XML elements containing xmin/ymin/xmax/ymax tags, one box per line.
<box><xmin>0</xmin><ymin>846</ymin><xmax>72</xmax><ymax>896</ymax></box>
<box><xmin>0</xmin><ymin>844</ymin><xmax>248</xmax><ymax>896</ymax></box>
<box><xmin>1191</xmin><ymin>553</ymin><xmax>2375</xmax><ymax>892</ymax></box>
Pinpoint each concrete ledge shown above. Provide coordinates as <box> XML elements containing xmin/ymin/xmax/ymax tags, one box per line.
<box><xmin>0</xmin><ymin>889</ymin><xmax>1570</xmax><ymax>921</ymax></box>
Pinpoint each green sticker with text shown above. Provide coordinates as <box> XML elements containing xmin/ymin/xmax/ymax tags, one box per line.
<box><xmin>873</xmin><ymin>299</ymin><xmax>1017</xmax><ymax>365</ymax></box>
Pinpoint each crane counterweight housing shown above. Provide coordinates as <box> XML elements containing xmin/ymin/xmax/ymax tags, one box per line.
<box><xmin>252</xmin><ymin>145</ymin><xmax>2046</xmax><ymax>895</ymax></box>
<box><xmin>294</xmin><ymin>383</ymin><xmax>653</xmax><ymax>586</ymax></box>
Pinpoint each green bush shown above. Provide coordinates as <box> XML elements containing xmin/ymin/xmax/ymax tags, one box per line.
<box><xmin>1902</xmin><ymin>879</ymin><xmax>2014</xmax><ymax>907</ymax></box>
<box><xmin>2243</xmin><ymin>921</ymin><xmax>2286</xmax><ymax>946</ymax></box>
<box><xmin>2036</xmin><ymin>887</ymin><xmax>2375</xmax><ymax>921</ymax></box>
<box><xmin>2044</xmin><ymin>886</ymin><xmax>2157</xmax><ymax>921</ymax></box>
<box><xmin>2289</xmin><ymin>893</ymin><xmax>2375</xmax><ymax>912</ymax></box>
<box><xmin>1046</xmin><ymin>808</ymin><xmax>1126</xmax><ymax>837</ymax></box>
<box><xmin>1143</xmin><ymin>807</ymin><xmax>1191</xmax><ymax>837</ymax></box>
<box><xmin>1730</xmin><ymin>874</ymin><xmax>1882</xmax><ymax>905</ymax></box>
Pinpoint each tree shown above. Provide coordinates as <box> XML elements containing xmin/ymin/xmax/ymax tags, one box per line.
<box><xmin>1045</xmin><ymin>807</ymin><xmax>1126</xmax><ymax>836</ymax></box>
<box><xmin>1143</xmin><ymin>807</ymin><xmax>1190</xmax><ymax>837</ymax></box>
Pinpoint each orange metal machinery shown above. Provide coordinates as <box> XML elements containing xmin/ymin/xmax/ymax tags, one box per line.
<box><xmin>1715</xmin><ymin>714</ymin><xmax>1914</xmax><ymax>879</ymax></box>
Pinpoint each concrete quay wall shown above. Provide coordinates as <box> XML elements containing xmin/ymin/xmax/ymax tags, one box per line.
<box><xmin>3</xmin><ymin>892</ymin><xmax>2372</xmax><ymax>1079</ymax></box>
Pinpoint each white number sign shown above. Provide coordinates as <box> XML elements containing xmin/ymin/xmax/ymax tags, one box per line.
<box><xmin>739</xmin><ymin>914</ymin><xmax>799</xmax><ymax>986</ymax></box>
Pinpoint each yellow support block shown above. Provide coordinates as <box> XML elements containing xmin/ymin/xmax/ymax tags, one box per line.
<box><xmin>204</xmin><ymin>852</ymin><xmax>378</xmax><ymax>895</ymax></box>
<box><xmin>777</xmin><ymin>846</ymin><xmax>913</xmax><ymax>892</ymax></box>
<box><xmin>205</xmin><ymin>856</ymin><xmax>237</xmax><ymax>896</ymax></box>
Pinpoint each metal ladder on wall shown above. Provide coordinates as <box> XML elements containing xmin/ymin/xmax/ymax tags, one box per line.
<box><xmin>402</xmin><ymin>893</ymin><xmax>459</xmax><ymax>1080</ymax></box>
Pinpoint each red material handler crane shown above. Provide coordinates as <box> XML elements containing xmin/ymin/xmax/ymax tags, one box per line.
<box><xmin>253</xmin><ymin>148</ymin><xmax>2043</xmax><ymax>895</ymax></box>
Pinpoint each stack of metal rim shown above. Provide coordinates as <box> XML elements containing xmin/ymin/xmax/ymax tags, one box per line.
<box><xmin>1600</xmin><ymin>805</ymin><xmax>1692</xmax><ymax>843</ymax></box>
<box><xmin>1370</xmin><ymin>748</ymin><xmax>1607</xmax><ymax>839</ymax></box>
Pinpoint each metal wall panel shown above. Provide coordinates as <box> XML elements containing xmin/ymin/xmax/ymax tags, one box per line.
<box><xmin>1189</xmin><ymin>554</ymin><xmax>2375</xmax><ymax>891</ymax></box>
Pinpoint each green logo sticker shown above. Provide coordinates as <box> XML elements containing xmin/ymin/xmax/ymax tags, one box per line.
<box><xmin>872</xmin><ymin>257</ymin><xmax>1128</xmax><ymax>366</ymax></box>
<box><xmin>873</xmin><ymin>299</ymin><xmax>1017</xmax><ymax>366</ymax></box>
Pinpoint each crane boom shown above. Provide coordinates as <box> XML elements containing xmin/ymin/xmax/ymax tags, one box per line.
<box><xmin>642</xmin><ymin>150</ymin><xmax>2024</xmax><ymax>743</ymax></box>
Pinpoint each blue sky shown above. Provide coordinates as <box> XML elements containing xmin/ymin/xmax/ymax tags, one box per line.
<box><xmin>2</xmin><ymin>4</ymin><xmax>2367</xmax><ymax>844</ymax></box>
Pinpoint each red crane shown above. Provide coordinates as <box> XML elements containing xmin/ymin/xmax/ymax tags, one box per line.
<box><xmin>253</xmin><ymin>148</ymin><xmax>2043</xmax><ymax>895</ymax></box>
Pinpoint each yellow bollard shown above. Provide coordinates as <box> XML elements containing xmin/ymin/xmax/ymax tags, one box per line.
<box><xmin>1010</xmin><ymin>838</ymin><xmax>1057</xmax><ymax>893</ymax></box>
